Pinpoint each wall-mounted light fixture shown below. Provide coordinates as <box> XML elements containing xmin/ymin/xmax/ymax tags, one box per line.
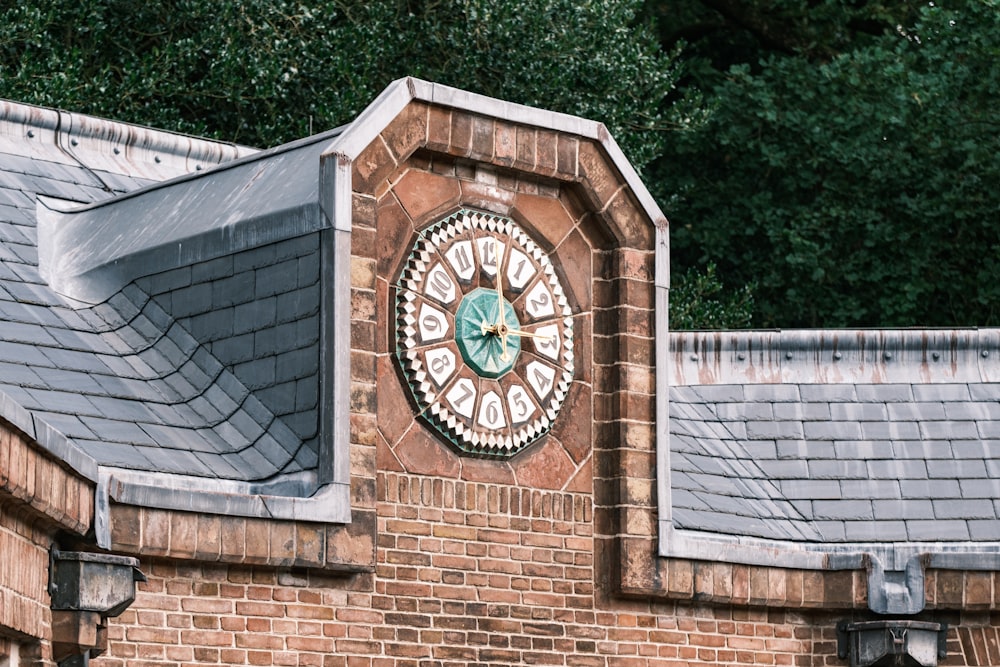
<box><xmin>837</xmin><ymin>620</ymin><xmax>948</xmax><ymax>667</ymax></box>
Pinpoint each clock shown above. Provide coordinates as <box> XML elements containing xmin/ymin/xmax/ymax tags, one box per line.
<box><xmin>395</xmin><ymin>208</ymin><xmax>574</xmax><ymax>457</ymax></box>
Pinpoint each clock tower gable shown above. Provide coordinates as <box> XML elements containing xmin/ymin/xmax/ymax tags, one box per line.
<box><xmin>323</xmin><ymin>80</ymin><xmax>666</xmax><ymax>558</ymax></box>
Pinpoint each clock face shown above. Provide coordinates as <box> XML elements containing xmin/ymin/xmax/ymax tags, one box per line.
<box><xmin>395</xmin><ymin>209</ymin><xmax>574</xmax><ymax>457</ymax></box>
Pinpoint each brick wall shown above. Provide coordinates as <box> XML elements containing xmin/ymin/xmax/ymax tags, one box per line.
<box><xmin>1</xmin><ymin>418</ymin><xmax>97</xmax><ymax>666</ymax></box>
<box><xmin>100</xmin><ymin>473</ymin><xmax>840</xmax><ymax>667</ymax></box>
<box><xmin>0</xmin><ymin>500</ymin><xmax>51</xmax><ymax>651</ymax></box>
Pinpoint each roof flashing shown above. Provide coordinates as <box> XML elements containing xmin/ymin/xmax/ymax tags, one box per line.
<box><xmin>35</xmin><ymin>131</ymin><xmax>342</xmax><ymax>304</ymax></box>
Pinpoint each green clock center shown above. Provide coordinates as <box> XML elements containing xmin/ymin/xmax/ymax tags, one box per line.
<box><xmin>455</xmin><ymin>287</ymin><xmax>520</xmax><ymax>378</ymax></box>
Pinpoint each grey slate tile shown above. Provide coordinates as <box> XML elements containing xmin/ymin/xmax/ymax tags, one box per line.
<box><xmin>887</xmin><ymin>402</ymin><xmax>947</xmax><ymax>421</ymax></box>
<box><xmin>800</xmin><ymin>384</ymin><xmax>856</xmax><ymax>402</ymax></box>
<box><xmin>690</xmin><ymin>384</ymin><xmax>745</xmax><ymax>403</ymax></box>
<box><xmin>253</xmin><ymin>259</ymin><xmax>298</xmax><ymax>299</ymax></box>
<box><xmin>833</xmin><ymin>440</ymin><xmax>894</xmax><ymax>460</ymax></box>
<box><xmin>276</xmin><ymin>284</ymin><xmax>320</xmax><ymax>323</ymax></box>
<box><xmin>26</xmin><ymin>388</ymin><xmax>102</xmax><ymax>417</ymax></box>
<box><xmin>927</xmin><ymin>459</ymin><xmax>988</xmax><ymax>479</ymax></box>
<box><xmin>138</xmin><ymin>445</ymin><xmax>216</xmax><ymax>477</ymax></box>
<box><xmin>906</xmin><ymin>519</ymin><xmax>969</xmax><ymax>541</ymax></box>
<box><xmin>945</xmin><ymin>401</ymin><xmax>1000</xmax><ymax>421</ymax></box>
<box><xmin>840</xmin><ymin>480</ymin><xmax>902</xmax><ymax>500</ymax></box>
<box><xmin>775</xmin><ymin>440</ymin><xmax>835</xmax><ymax>460</ymax></box>
<box><xmin>872</xmin><ymin>499</ymin><xmax>935</xmax><ymax>521</ymax></box>
<box><xmin>777</xmin><ymin>479</ymin><xmax>843</xmax><ymax>500</ymax></box>
<box><xmin>759</xmin><ymin>459</ymin><xmax>809</xmax><ymax>479</ymax></box>
<box><xmin>38</xmin><ymin>346</ymin><xmax>114</xmax><ymax>374</ymax></box>
<box><xmin>92</xmin><ymin>374</ymin><xmax>165</xmax><ymax>402</ymax></box>
<box><xmin>31</xmin><ymin>411</ymin><xmax>96</xmax><ymax>440</ymax></box>
<box><xmin>803</xmin><ymin>421</ymin><xmax>863</xmax><ymax>440</ymax></box>
<box><xmin>0</xmin><ymin>320</ymin><xmax>58</xmax><ymax>346</ymax></box>
<box><xmin>933</xmin><ymin>499</ymin><xmax>996</xmax><ymax>520</ymax></box>
<box><xmin>918</xmin><ymin>420</ymin><xmax>980</xmax><ymax>440</ymax></box>
<box><xmin>969</xmin><ymin>520</ymin><xmax>1000</xmax><ymax>540</ymax></box>
<box><xmin>912</xmin><ymin>383</ymin><xmax>972</xmax><ymax>402</ymax></box>
<box><xmin>141</xmin><ymin>266</ymin><xmax>193</xmax><ymax>295</ymax></box>
<box><xmin>191</xmin><ymin>449</ymin><xmax>246</xmax><ymax>478</ymax></box>
<box><xmin>829</xmin><ymin>403</ymin><xmax>888</xmax><ymax>421</ymax></box>
<box><xmin>773</xmin><ymin>402</ymin><xmax>831</xmax><ymax>421</ymax></box>
<box><xmin>233</xmin><ymin>297</ymin><xmax>277</xmax><ymax>335</ymax></box>
<box><xmin>191</xmin><ymin>255</ymin><xmax>234</xmax><ymax>283</ymax></box>
<box><xmin>746</xmin><ymin>420</ymin><xmax>803</xmax><ymax>440</ymax></box>
<box><xmin>87</xmin><ymin>396</ymin><xmax>161</xmax><ymax>424</ymax></box>
<box><xmin>33</xmin><ymin>367</ymin><xmax>107</xmax><ymax>395</ymax></box>
<box><xmin>233</xmin><ymin>243</ymin><xmax>277</xmax><ymax>272</ymax></box>
<box><xmin>976</xmin><ymin>421</ymin><xmax>1000</xmax><ymax>439</ymax></box>
<box><xmin>275</xmin><ymin>233</ymin><xmax>317</xmax><ymax>261</ymax></box>
<box><xmin>212</xmin><ymin>274</ymin><xmax>255</xmax><ymax>308</ymax></box>
<box><xmin>224</xmin><ymin>446</ymin><xmax>281</xmax><ymax>481</ymax></box>
<box><xmin>744</xmin><ymin>384</ymin><xmax>801</xmax><ymax>402</ymax></box>
<box><xmin>812</xmin><ymin>521</ymin><xmax>847</xmax><ymax>541</ymax></box>
<box><xmin>960</xmin><ymin>478</ymin><xmax>1000</xmax><ymax>498</ymax></box>
<box><xmin>807</xmin><ymin>459</ymin><xmax>868</xmax><ymax>479</ymax></box>
<box><xmin>75</xmin><ymin>439</ymin><xmax>155</xmax><ymax>470</ymax></box>
<box><xmin>47</xmin><ymin>328</ymin><xmax>117</xmax><ymax>355</ymax></box>
<box><xmin>714</xmin><ymin>402</ymin><xmax>771</xmax><ymax>421</ymax></box>
<box><xmin>296</xmin><ymin>251</ymin><xmax>321</xmax><ymax>287</ymax></box>
<box><xmin>294</xmin><ymin>376</ymin><xmax>318</xmax><ymax>412</ymax></box>
<box><xmin>866</xmin><ymin>459</ymin><xmax>928</xmax><ymax>480</ymax></box>
<box><xmin>201</xmin><ymin>384</ymin><xmax>240</xmax><ymax>417</ymax></box>
<box><xmin>812</xmin><ymin>499</ymin><xmax>874</xmax><ymax>520</ymax></box>
<box><xmin>190</xmin><ymin>347</ymin><xmax>223</xmax><ymax>379</ymax></box>
<box><xmin>894</xmin><ymin>440</ymin><xmax>961</xmax><ymax>460</ymax></box>
<box><xmin>0</xmin><ymin>361</ymin><xmax>45</xmax><ymax>388</ymax></box>
<box><xmin>211</xmin><ymin>333</ymin><xmax>255</xmax><ymax>365</ymax></box>
<box><xmin>254</xmin><ymin>432</ymin><xmax>295</xmax><ymax>468</ymax></box>
<box><xmin>234</xmin><ymin>358</ymin><xmax>276</xmax><ymax>392</ymax></box>
<box><xmin>185</xmin><ymin>309</ymin><xmax>235</xmax><ymax>342</ymax></box>
<box><xmin>845</xmin><ymin>520</ymin><xmax>908</xmax><ymax>542</ymax></box>
<box><xmin>861</xmin><ymin>421</ymin><xmax>921</xmax><ymax>440</ymax></box>
<box><xmin>899</xmin><ymin>479</ymin><xmax>962</xmax><ymax>499</ymax></box>
<box><xmin>80</xmin><ymin>417</ymin><xmax>159</xmax><ymax>446</ymax></box>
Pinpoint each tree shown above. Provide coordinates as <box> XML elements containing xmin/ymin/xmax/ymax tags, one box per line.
<box><xmin>0</xmin><ymin>0</ymin><xmax>685</xmax><ymax>168</ymax></box>
<box><xmin>652</xmin><ymin>0</ymin><xmax>1000</xmax><ymax>327</ymax></box>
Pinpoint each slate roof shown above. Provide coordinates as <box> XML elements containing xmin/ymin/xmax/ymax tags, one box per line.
<box><xmin>668</xmin><ymin>329</ymin><xmax>1000</xmax><ymax>545</ymax></box>
<box><xmin>0</xmin><ymin>100</ymin><xmax>327</xmax><ymax>486</ymax></box>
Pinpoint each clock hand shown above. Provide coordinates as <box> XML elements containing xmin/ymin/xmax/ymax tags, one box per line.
<box><xmin>494</xmin><ymin>235</ymin><xmax>505</xmax><ymax>328</ymax></box>
<box><xmin>504</xmin><ymin>327</ymin><xmax>556</xmax><ymax>342</ymax></box>
<box><xmin>491</xmin><ymin>235</ymin><xmax>514</xmax><ymax>361</ymax></box>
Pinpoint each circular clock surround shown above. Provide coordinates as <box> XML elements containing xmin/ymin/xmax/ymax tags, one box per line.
<box><xmin>395</xmin><ymin>208</ymin><xmax>574</xmax><ymax>457</ymax></box>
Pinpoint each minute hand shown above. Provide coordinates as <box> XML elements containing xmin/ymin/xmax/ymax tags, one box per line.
<box><xmin>494</xmin><ymin>235</ymin><xmax>505</xmax><ymax>329</ymax></box>
<box><xmin>504</xmin><ymin>327</ymin><xmax>556</xmax><ymax>342</ymax></box>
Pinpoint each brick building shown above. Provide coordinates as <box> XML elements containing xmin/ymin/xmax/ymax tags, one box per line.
<box><xmin>2</xmin><ymin>79</ymin><xmax>1000</xmax><ymax>666</ymax></box>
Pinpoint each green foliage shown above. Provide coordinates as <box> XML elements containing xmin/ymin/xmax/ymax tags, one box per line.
<box><xmin>670</xmin><ymin>262</ymin><xmax>755</xmax><ymax>329</ymax></box>
<box><xmin>6</xmin><ymin>0</ymin><xmax>999</xmax><ymax>329</ymax></box>
<box><xmin>658</xmin><ymin>0</ymin><xmax>1000</xmax><ymax>327</ymax></box>
<box><xmin>0</xmin><ymin>0</ymin><xmax>687</xmax><ymax>168</ymax></box>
